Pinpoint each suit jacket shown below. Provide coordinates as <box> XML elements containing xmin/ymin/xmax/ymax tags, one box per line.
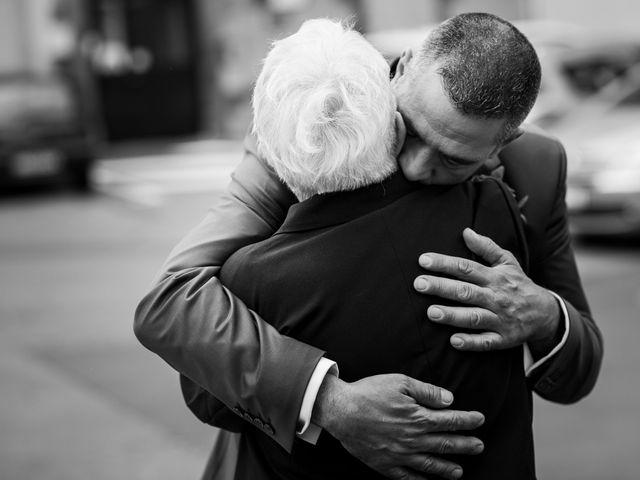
<box><xmin>134</xmin><ymin>127</ymin><xmax>603</xmax><ymax>457</ymax></box>
<box><xmin>217</xmin><ymin>172</ymin><xmax>534</xmax><ymax>480</ymax></box>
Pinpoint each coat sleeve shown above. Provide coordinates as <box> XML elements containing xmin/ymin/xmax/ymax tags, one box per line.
<box><xmin>133</xmin><ymin>133</ymin><xmax>325</xmax><ymax>452</ymax></box>
<box><xmin>504</xmin><ymin>130</ymin><xmax>603</xmax><ymax>404</ymax></box>
<box><xmin>528</xmin><ymin>141</ymin><xmax>603</xmax><ymax>403</ymax></box>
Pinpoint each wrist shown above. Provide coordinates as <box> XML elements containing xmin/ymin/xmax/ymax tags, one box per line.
<box><xmin>311</xmin><ymin>373</ymin><xmax>348</xmax><ymax>434</ymax></box>
<box><xmin>529</xmin><ymin>291</ymin><xmax>563</xmax><ymax>358</ymax></box>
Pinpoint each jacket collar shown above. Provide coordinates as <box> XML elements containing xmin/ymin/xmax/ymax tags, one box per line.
<box><xmin>276</xmin><ymin>172</ymin><xmax>424</xmax><ymax>234</ymax></box>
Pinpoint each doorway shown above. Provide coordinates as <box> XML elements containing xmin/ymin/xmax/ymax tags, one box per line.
<box><xmin>88</xmin><ymin>0</ymin><xmax>200</xmax><ymax>140</ymax></box>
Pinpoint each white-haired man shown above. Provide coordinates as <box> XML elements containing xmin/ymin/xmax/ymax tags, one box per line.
<box><xmin>251</xmin><ymin>19</ymin><xmax>398</xmax><ymax>200</ymax></box>
<box><xmin>136</xmin><ymin>13</ymin><xmax>601</xmax><ymax>480</ymax></box>
<box><xmin>184</xmin><ymin>18</ymin><xmax>535</xmax><ymax>479</ymax></box>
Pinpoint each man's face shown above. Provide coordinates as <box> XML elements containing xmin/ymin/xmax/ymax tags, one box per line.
<box><xmin>391</xmin><ymin>61</ymin><xmax>505</xmax><ymax>185</ymax></box>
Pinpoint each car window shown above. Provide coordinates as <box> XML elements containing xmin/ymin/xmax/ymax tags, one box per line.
<box><xmin>562</xmin><ymin>42</ymin><xmax>640</xmax><ymax>95</ymax></box>
<box><xmin>563</xmin><ymin>61</ymin><xmax>631</xmax><ymax>95</ymax></box>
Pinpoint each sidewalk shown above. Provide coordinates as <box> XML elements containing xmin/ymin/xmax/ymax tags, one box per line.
<box><xmin>93</xmin><ymin>137</ymin><xmax>243</xmax><ymax>207</ymax></box>
<box><xmin>0</xmin><ymin>159</ymin><xmax>228</xmax><ymax>480</ymax></box>
<box><xmin>1</xmin><ymin>344</ymin><xmax>211</xmax><ymax>480</ymax></box>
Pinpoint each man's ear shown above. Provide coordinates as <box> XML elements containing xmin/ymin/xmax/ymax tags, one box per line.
<box><xmin>392</xmin><ymin>111</ymin><xmax>406</xmax><ymax>158</ymax></box>
<box><xmin>394</xmin><ymin>49</ymin><xmax>414</xmax><ymax>80</ymax></box>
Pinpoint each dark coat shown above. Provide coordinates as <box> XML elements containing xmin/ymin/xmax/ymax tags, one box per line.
<box><xmin>216</xmin><ymin>172</ymin><xmax>534</xmax><ymax>480</ymax></box>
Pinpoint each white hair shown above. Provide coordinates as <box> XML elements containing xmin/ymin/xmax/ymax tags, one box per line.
<box><xmin>252</xmin><ymin>18</ymin><xmax>398</xmax><ymax>201</ymax></box>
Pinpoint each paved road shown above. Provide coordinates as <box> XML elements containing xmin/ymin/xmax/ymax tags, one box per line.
<box><xmin>1</xmin><ymin>145</ymin><xmax>639</xmax><ymax>479</ymax></box>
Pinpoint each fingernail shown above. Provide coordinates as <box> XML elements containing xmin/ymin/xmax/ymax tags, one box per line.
<box><xmin>429</xmin><ymin>307</ymin><xmax>443</xmax><ymax>320</ymax></box>
<box><xmin>414</xmin><ymin>278</ymin><xmax>428</xmax><ymax>291</ymax></box>
<box><xmin>452</xmin><ymin>468</ymin><xmax>463</xmax><ymax>479</ymax></box>
<box><xmin>419</xmin><ymin>254</ymin><xmax>432</xmax><ymax>267</ymax></box>
<box><xmin>474</xmin><ymin>441</ymin><xmax>484</xmax><ymax>453</ymax></box>
<box><xmin>441</xmin><ymin>390</ymin><xmax>453</xmax><ymax>404</ymax></box>
<box><xmin>451</xmin><ymin>336</ymin><xmax>464</xmax><ymax>348</ymax></box>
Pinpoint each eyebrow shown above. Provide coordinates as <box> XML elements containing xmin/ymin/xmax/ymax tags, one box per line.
<box><xmin>402</xmin><ymin>109</ymin><xmax>486</xmax><ymax>165</ymax></box>
<box><xmin>405</xmin><ymin>115</ymin><xmax>444</xmax><ymax>156</ymax></box>
<box><xmin>404</xmin><ymin>111</ymin><xmax>486</xmax><ymax>165</ymax></box>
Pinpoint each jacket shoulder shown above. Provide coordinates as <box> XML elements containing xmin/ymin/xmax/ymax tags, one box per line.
<box><xmin>499</xmin><ymin>125</ymin><xmax>567</xmax><ymax>213</ymax></box>
<box><xmin>500</xmin><ymin>124</ymin><xmax>565</xmax><ymax>177</ymax></box>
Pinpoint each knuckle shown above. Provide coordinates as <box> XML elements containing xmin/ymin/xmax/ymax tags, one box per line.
<box><xmin>494</xmin><ymin>292</ymin><xmax>510</xmax><ymax>309</ymax></box>
<box><xmin>457</xmin><ymin>259</ymin><xmax>473</xmax><ymax>275</ymax></box>
<box><xmin>499</xmin><ymin>273</ymin><xmax>519</xmax><ymax>293</ymax></box>
<box><xmin>439</xmin><ymin>438</ymin><xmax>454</xmax><ymax>454</ymax></box>
<box><xmin>418</xmin><ymin>414</ymin><xmax>438</xmax><ymax>431</ymax></box>
<box><xmin>423</xmin><ymin>382</ymin><xmax>438</xmax><ymax>400</ymax></box>
<box><xmin>404</xmin><ymin>435</ymin><xmax>420</xmax><ymax>451</ymax></box>
<box><xmin>398</xmin><ymin>374</ymin><xmax>412</xmax><ymax>390</ymax></box>
<box><xmin>480</xmin><ymin>237</ymin><xmax>493</xmax><ymax>250</ymax></box>
<box><xmin>456</xmin><ymin>283</ymin><xmax>473</xmax><ymax>301</ymax></box>
<box><xmin>481</xmin><ymin>336</ymin><xmax>494</xmax><ymax>351</ymax></box>
<box><xmin>504</xmin><ymin>251</ymin><xmax>517</xmax><ymax>264</ymax></box>
<box><xmin>389</xmin><ymin>439</ymin><xmax>409</xmax><ymax>455</ymax></box>
<box><xmin>447</xmin><ymin>411</ymin><xmax>461</xmax><ymax>429</ymax></box>
<box><xmin>420</xmin><ymin>456</ymin><xmax>436</xmax><ymax>472</ymax></box>
<box><xmin>469</xmin><ymin>310</ymin><xmax>482</xmax><ymax>327</ymax></box>
<box><xmin>480</xmin><ymin>233</ymin><xmax>493</xmax><ymax>245</ymax></box>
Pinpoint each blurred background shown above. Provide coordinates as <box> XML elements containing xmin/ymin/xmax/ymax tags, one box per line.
<box><xmin>0</xmin><ymin>0</ymin><xmax>638</xmax><ymax>479</ymax></box>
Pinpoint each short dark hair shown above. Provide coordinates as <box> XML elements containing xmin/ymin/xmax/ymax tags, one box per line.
<box><xmin>419</xmin><ymin>12</ymin><xmax>541</xmax><ymax>143</ymax></box>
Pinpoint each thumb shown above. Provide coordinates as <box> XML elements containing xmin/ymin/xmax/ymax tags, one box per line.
<box><xmin>463</xmin><ymin>228</ymin><xmax>513</xmax><ymax>266</ymax></box>
<box><xmin>404</xmin><ymin>377</ymin><xmax>454</xmax><ymax>408</ymax></box>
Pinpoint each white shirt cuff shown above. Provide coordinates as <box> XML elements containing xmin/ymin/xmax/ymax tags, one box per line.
<box><xmin>296</xmin><ymin>357</ymin><xmax>338</xmax><ymax>444</ymax></box>
<box><xmin>524</xmin><ymin>290</ymin><xmax>571</xmax><ymax>377</ymax></box>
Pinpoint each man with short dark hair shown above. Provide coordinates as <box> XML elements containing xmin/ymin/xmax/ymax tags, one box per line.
<box><xmin>394</xmin><ymin>12</ymin><xmax>542</xmax><ymax>186</ymax></box>
<box><xmin>135</xmin><ymin>12</ymin><xmax>602</xmax><ymax>480</ymax></box>
<box><xmin>389</xmin><ymin>15</ymin><xmax>599</xmax><ymax>396</ymax></box>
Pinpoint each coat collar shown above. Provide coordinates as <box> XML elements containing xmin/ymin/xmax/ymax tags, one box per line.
<box><xmin>276</xmin><ymin>172</ymin><xmax>426</xmax><ymax>234</ymax></box>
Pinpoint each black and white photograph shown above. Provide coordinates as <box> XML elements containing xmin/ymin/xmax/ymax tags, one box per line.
<box><xmin>1</xmin><ymin>0</ymin><xmax>639</xmax><ymax>479</ymax></box>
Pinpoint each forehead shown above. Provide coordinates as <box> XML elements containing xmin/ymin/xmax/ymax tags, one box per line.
<box><xmin>401</xmin><ymin>65</ymin><xmax>504</xmax><ymax>160</ymax></box>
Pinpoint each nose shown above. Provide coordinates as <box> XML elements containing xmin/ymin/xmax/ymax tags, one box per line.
<box><xmin>398</xmin><ymin>145</ymin><xmax>434</xmax><ymax>182</ymax></box>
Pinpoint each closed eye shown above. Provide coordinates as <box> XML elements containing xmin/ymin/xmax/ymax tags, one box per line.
<box><xmin>439</xmin><ymin>153</ymin><xmax>473</xmax><ymax>168</ymax></box>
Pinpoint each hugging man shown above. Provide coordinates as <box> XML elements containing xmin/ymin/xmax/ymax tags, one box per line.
<box><xmin>135</xmin><ymin>13</ymin><xmax>602</xmax><ymax>480</ymax></box>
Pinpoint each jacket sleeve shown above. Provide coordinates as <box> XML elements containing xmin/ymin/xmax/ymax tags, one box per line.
<box><xmin>133</xmin><ymin>133</ymin><xmax>325</xmax><ymax>452</ymax></box>
<box><xmin>507</xmin><ymin>132</ymin><xmax>603</xmax><ymax>404</ymax></box>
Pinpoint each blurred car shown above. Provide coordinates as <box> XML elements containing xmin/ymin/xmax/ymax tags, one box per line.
<box><xmin>368</xmin><ymin>21</ymin><xmax>640</xmax><ymax>238</ymax></box>
<box><xmin>0</xmin><ymin>72</ymin><xmax>95</xmax><ymax>192</ymax></box>
<box><xmin>522</xmin><ymin>22</ymin><xmax>640</xmax><ymax>238</ymax></box>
